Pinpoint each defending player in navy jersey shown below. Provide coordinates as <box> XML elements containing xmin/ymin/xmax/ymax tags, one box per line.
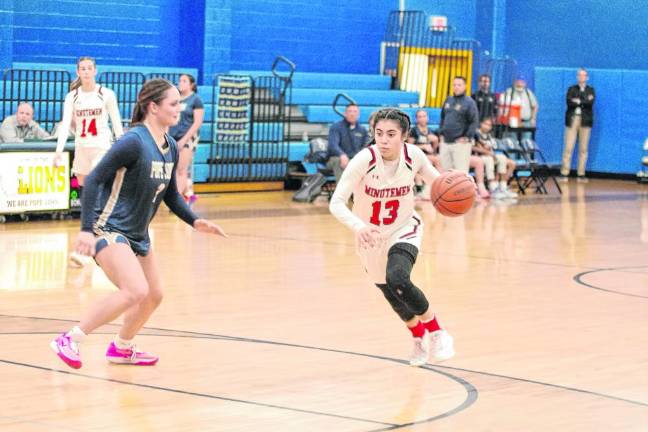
<box><xmin>51</xmin><ymin>79</ymin><xmax>226</xmax><ymax>369</ymax></box>
<box><xmin>330</xmin><ymin>108</ymin><xmax>458</xmax><ymax>367</ymax></box>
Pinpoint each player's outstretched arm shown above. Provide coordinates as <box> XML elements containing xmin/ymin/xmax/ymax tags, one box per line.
<box><xmin>163</xmin><ymin>161</ymin><xmax>227</xmax><ymax>238</ymax></box>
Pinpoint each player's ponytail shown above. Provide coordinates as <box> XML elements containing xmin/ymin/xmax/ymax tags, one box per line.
<box><xmin>70</xmin><ymin>56</ymin><xmax>97</xmax><ymax>91</ymax></box>
<box><xmin>131</xmin><ymin>78</ymin><xmax>175</xmax><ymax>126</ymax></box>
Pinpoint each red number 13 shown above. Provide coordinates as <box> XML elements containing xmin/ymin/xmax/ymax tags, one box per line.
<box><xmin>370</xmin><ymin>200</ymin><xmax>400</xmax><ymax>226</ymax></box>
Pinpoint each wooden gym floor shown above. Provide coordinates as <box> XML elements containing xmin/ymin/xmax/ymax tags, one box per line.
<box><xmin>0</xmin><ymin>179</ymin><xmax>646</xmax><ymax>431</ymax></box>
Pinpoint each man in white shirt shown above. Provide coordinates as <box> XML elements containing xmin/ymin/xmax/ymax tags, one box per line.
<box><xmin>0</xmin><ymin>102</ymin><xmax>50</xmax><ymax>142</ymax></box>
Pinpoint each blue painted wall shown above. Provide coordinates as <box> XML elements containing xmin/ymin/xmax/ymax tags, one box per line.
<box><xmin>506</xmin><ymin>0</ymin><xmax>648</xmax><ymax>87</ymax></box>
<box><xmin>203</xmin><ymin>0</ymin><xmax>231</xmax><ymax>79</ymax></box>
<box><xmin>229</xmin><ymin>1</ymin><xmax>396</xmax><ymax>74</ymax></box>
<box><xmin>0</xmin><ymin>0</ymin><xmax>13</xmax><ymax>69</ymax></box>
<box><xmin>404</xmin><ymin>0</ymin><xmax>477</xmax><ymax>40</ymax></box>
<box><xmin>8</xmin><ymin>0</ymin><xmax>204</xmax><ymax>70</ymax></box>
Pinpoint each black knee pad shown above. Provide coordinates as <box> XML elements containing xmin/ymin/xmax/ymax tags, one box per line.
<box><xmin>375</xmin><ymin>283</ymin><xmax>415</xmax><ymax>322</ymax></box>
<box><xmin>385</xmin><ymin>243</ymin><xmax>429</xmax><ymax>316</ymax></box>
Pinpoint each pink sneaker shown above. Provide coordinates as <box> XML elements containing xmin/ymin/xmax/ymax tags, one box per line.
<box><xmin>106</xmin><ymin>342</ymin><xmax>158</xmax><ymax>366</ymax></box>
<box><xmin>50</xmin><ymin>333</ymin><xmax>82</xmax><ymax>369</ymax></box>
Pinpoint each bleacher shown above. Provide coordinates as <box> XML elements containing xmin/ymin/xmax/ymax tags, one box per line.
<box><xmin>227</xmin><ymin>70</ymin><xmax>439</xmax><ymax>167</ymax></box>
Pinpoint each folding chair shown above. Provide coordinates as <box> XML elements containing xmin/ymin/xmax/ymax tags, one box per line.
<box><xmin>520</xmin><ymin>138</ymin><xmax>562</xmax><ymax>194</ymax></box>
<box><xmin>497</xmin><ymin>137</ymin><xmax>533</xmax><ymax>194</ymax></box>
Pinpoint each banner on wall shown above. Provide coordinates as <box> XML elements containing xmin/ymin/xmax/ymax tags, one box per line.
<box><xmin>0</xmin><ymin>152</ymin><xmax>70</xmax><ymax>213</ymax></box>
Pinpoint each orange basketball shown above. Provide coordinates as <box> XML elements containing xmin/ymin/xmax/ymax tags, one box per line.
<box><xmin>431</xmin><ymin>171</ymin><xmax>476</xmax><ymax>217</ymax></box>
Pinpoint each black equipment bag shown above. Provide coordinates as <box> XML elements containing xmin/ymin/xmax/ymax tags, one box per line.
<box><xmin>292</xmin><ymin>172</ymin><xmax>327</xmax><ymax>203</ymax></box>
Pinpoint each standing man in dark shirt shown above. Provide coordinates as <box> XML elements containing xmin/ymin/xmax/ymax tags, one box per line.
<box><xmin>327</xmin><ymin>103</ymin><xmax>369</xmax><ymax>181</ymax></box>
<box><xmin>439</xmin><ymin>76</ymin><xmax>479</xmax><ymax>173</ymax></box>
<box><xmin>472</xmin><ymin>74</ymin><xmax>497</xmax><ymax>122</ymax></box>
<box><xmin>560</xmin><ymin>68</ymin><xmax>595</xmax><ymax>182</ymax></box>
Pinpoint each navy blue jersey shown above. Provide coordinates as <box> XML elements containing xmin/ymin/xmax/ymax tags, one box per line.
<box><xmin>169</xmin><ymin>93</ymin><xmax>204</xmax><ymax>140</ymax></box>
<box><xmin>81</xmin><ymin>125</ymin><xmax>197</xmax><ymax>255</ymax></box>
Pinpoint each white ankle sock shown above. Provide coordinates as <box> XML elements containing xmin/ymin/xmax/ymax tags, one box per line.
<box><xmin>115</xmin><ymin>335</ymin><xmax>134</xmax><ymax>349</ymax></box>
<box><xmin>66</xmin><ymin>326</ymin><xmax>87</xmax><ymax>343</ymax></box>
<box><xmin>499</xmin><ymin>181</ymin><xmax>508</xmax><ymax>190</ymax></box>
<box><xmin>488</xmin><ymin>181</ymin><xmax>498</xmax><ymax>191</ymax></box>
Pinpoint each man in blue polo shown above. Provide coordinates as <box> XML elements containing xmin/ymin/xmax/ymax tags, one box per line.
<box><xmin>326</xmin><ymin>103</ymin><xmax>369</xmax><ymax>181</ymax></box>
<box><xmin>439</xmin><ymin>76</ymin><xmax>479</xmax><ymax>173</ymax></box>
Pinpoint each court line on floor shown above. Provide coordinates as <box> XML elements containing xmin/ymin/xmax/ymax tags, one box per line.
<box><xmin>1</xmin><ymin>314</ymin><xmax>646</xmax><ymax>412</ymax></box>
<box><xmin>0</xmin><ymin>357</ymin><xmax>398</xmax><ymax>428</ymax></box>
<box><xmin>0</xmin><ymin>320</ymin><xmax>478</xmax><ymax>428</ymax></box>
<box><xmin>574</xmin><ymin>265</ymin><xmax>648</xmax><ymax>299</ymax></box>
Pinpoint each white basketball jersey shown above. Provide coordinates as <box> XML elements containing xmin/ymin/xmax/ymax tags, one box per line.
<box><xmin>330</xmin><ymin>143</ymin><xmax>439</xmax><ymax>236</ymax></box>
<box><xmin>56</xmin><ymin>85</ymin><xmax>123</xmax><ymax>153</ymax></box>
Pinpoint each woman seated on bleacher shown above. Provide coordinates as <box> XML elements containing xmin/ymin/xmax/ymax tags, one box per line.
<box><xmin>407</xmin><ymin>109</ymin><xmax>443</xmax><ymax>199</ymax></box>
<box><xmin>473</xmin><ymin>118</ymin><xmax>517</xmax><ymax>199</ymax></box>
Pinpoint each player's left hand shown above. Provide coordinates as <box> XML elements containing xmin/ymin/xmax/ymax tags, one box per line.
<box><xmin>193</xmin><ymin>219</ymin><xmax>228</xmax><ymax>238</ymax></box>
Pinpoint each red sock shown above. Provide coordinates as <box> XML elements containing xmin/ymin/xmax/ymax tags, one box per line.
<box><xmin>422</xmin><ymin>316</ymin><xmax>441</xmax><ymax>333</ymax></box>
<box><xmin>408</xmin><ymin>321</ymin><xmax>426</xmax><ymax>338</ymax></box>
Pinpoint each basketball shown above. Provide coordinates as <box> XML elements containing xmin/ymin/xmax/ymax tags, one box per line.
<box><xmin>431</xmin><ymin>171</ymin><xmax>476</xmax><ymax>216</ymax></box>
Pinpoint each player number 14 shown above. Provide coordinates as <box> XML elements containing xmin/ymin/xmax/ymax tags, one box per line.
<box><xmin>80</xmin><ymin>118</ymin><xmax>98</xmax><ymax>137</ymax></box>
<box><xmin>370</xmin><ymin>200</ymin><xmax>400</xmax><ymax>226</ymax></box>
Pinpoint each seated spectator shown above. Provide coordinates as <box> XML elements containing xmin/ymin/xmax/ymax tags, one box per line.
<box><xmin>0</xmin><ymin>102</ymin><xmax>50</xmax><ymax>142</ymax></box>
<box><xmin>408</xmin><ymin>109</ymin><xmax>442</xmax><ymax>200</ymax></box>
<box><xmin>474</xmin><ymin>118</ymin><xmax>517</xmax><ymax>199</ymax></box>
<box><xmin>326</xmin><ymin>103</ymin><xmax>369</xmax><ymax>181</ymax></box>
<box><xmin>468</xmin><ymin>155</ymin><xmax>491</xmax><ymax>199</ymax></box>
<box><xmin>407</xmin><ymin>109</ymin><xmax>440</xmax><ymax>154</ymax></box>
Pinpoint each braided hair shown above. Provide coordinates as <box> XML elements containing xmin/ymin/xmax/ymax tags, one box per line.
<box><xmin>131</xmin><ymin>78</ymin><xmax>175</xmax><ymax>125</ymax></box>
<box><xmin>372</xmin><ymin>108</ymin><xmax>412</xmax><ymax>138</ymax></box>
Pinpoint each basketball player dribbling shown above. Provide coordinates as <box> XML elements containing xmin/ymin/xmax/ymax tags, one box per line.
<box><xmin>50</xmin><ymin>79</ymin><xmax>227</xmax><ymax>369</ymax></box>
<box><xmin>53</xmin><ymin>57</ymin><xmax>124</xmax><ymax>266</ymax></box>
<box><xmin>329</xmin><ymin>108</ymin><xmax>458</xmax><ymax>366</ymax></box>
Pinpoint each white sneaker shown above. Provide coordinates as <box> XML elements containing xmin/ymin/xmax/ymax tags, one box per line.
<box><xmin>408</xmin><ymin>334</ymin><xmax>430</xmax><ymax>366</ymax></box>
<box><xmin>491</xmin><ymin>187</ymin><xmax>506</xmax><ymax>200</ymax></box>
<box><xmin>69</xmin><ymin>251</ymin><xmax>92</xmax><ymax>268</ymax></box>
<box><xmin>429</xmin><ymin>330</ymin><xmax>455</xmax><ymax>362</ymax></box>
<box><xmin>502</xmin><ymin>188</ymin><xmax>518</xmax><ymax>199</ymax></box>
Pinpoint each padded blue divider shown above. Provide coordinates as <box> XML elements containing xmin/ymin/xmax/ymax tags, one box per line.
<box><xmin>230</xmin><ymin>71</ymin><xmax>391</xmax><ymax>90</ymax></box>
<box><xmin>292</xmin><ymin>89</ymin><xmax>418</xmax><ymax>106</ymax></box>
<box><xmin>302</xmin><ymin>106</ymin><xmax>440</xmax><ymax>124</ymax></box>
<box><xmin>535</xmin><ymin>66</ymin><xmax>645</xmax><ymax>174</ymax></box>
<box><xmin>193</xmin><ymin>163</ymin><xmax>285</xmax><ymax>182</ymax></box>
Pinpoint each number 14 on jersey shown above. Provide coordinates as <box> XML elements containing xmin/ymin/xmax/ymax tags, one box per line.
<box><xmin>80</xmin><ymin>118</ymin><xmax>98</xmax><ymax>137</ymax></box>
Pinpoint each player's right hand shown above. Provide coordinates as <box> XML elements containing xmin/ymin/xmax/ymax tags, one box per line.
<box><xmin>75</xmin><ymin>231</ymin><xmax>96</xmax><ymax>257</ymax></box>
<box><xmin>356</xmin><ymin>226</ymin><xmax>381</xmax><ymax>249</ymax></box>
